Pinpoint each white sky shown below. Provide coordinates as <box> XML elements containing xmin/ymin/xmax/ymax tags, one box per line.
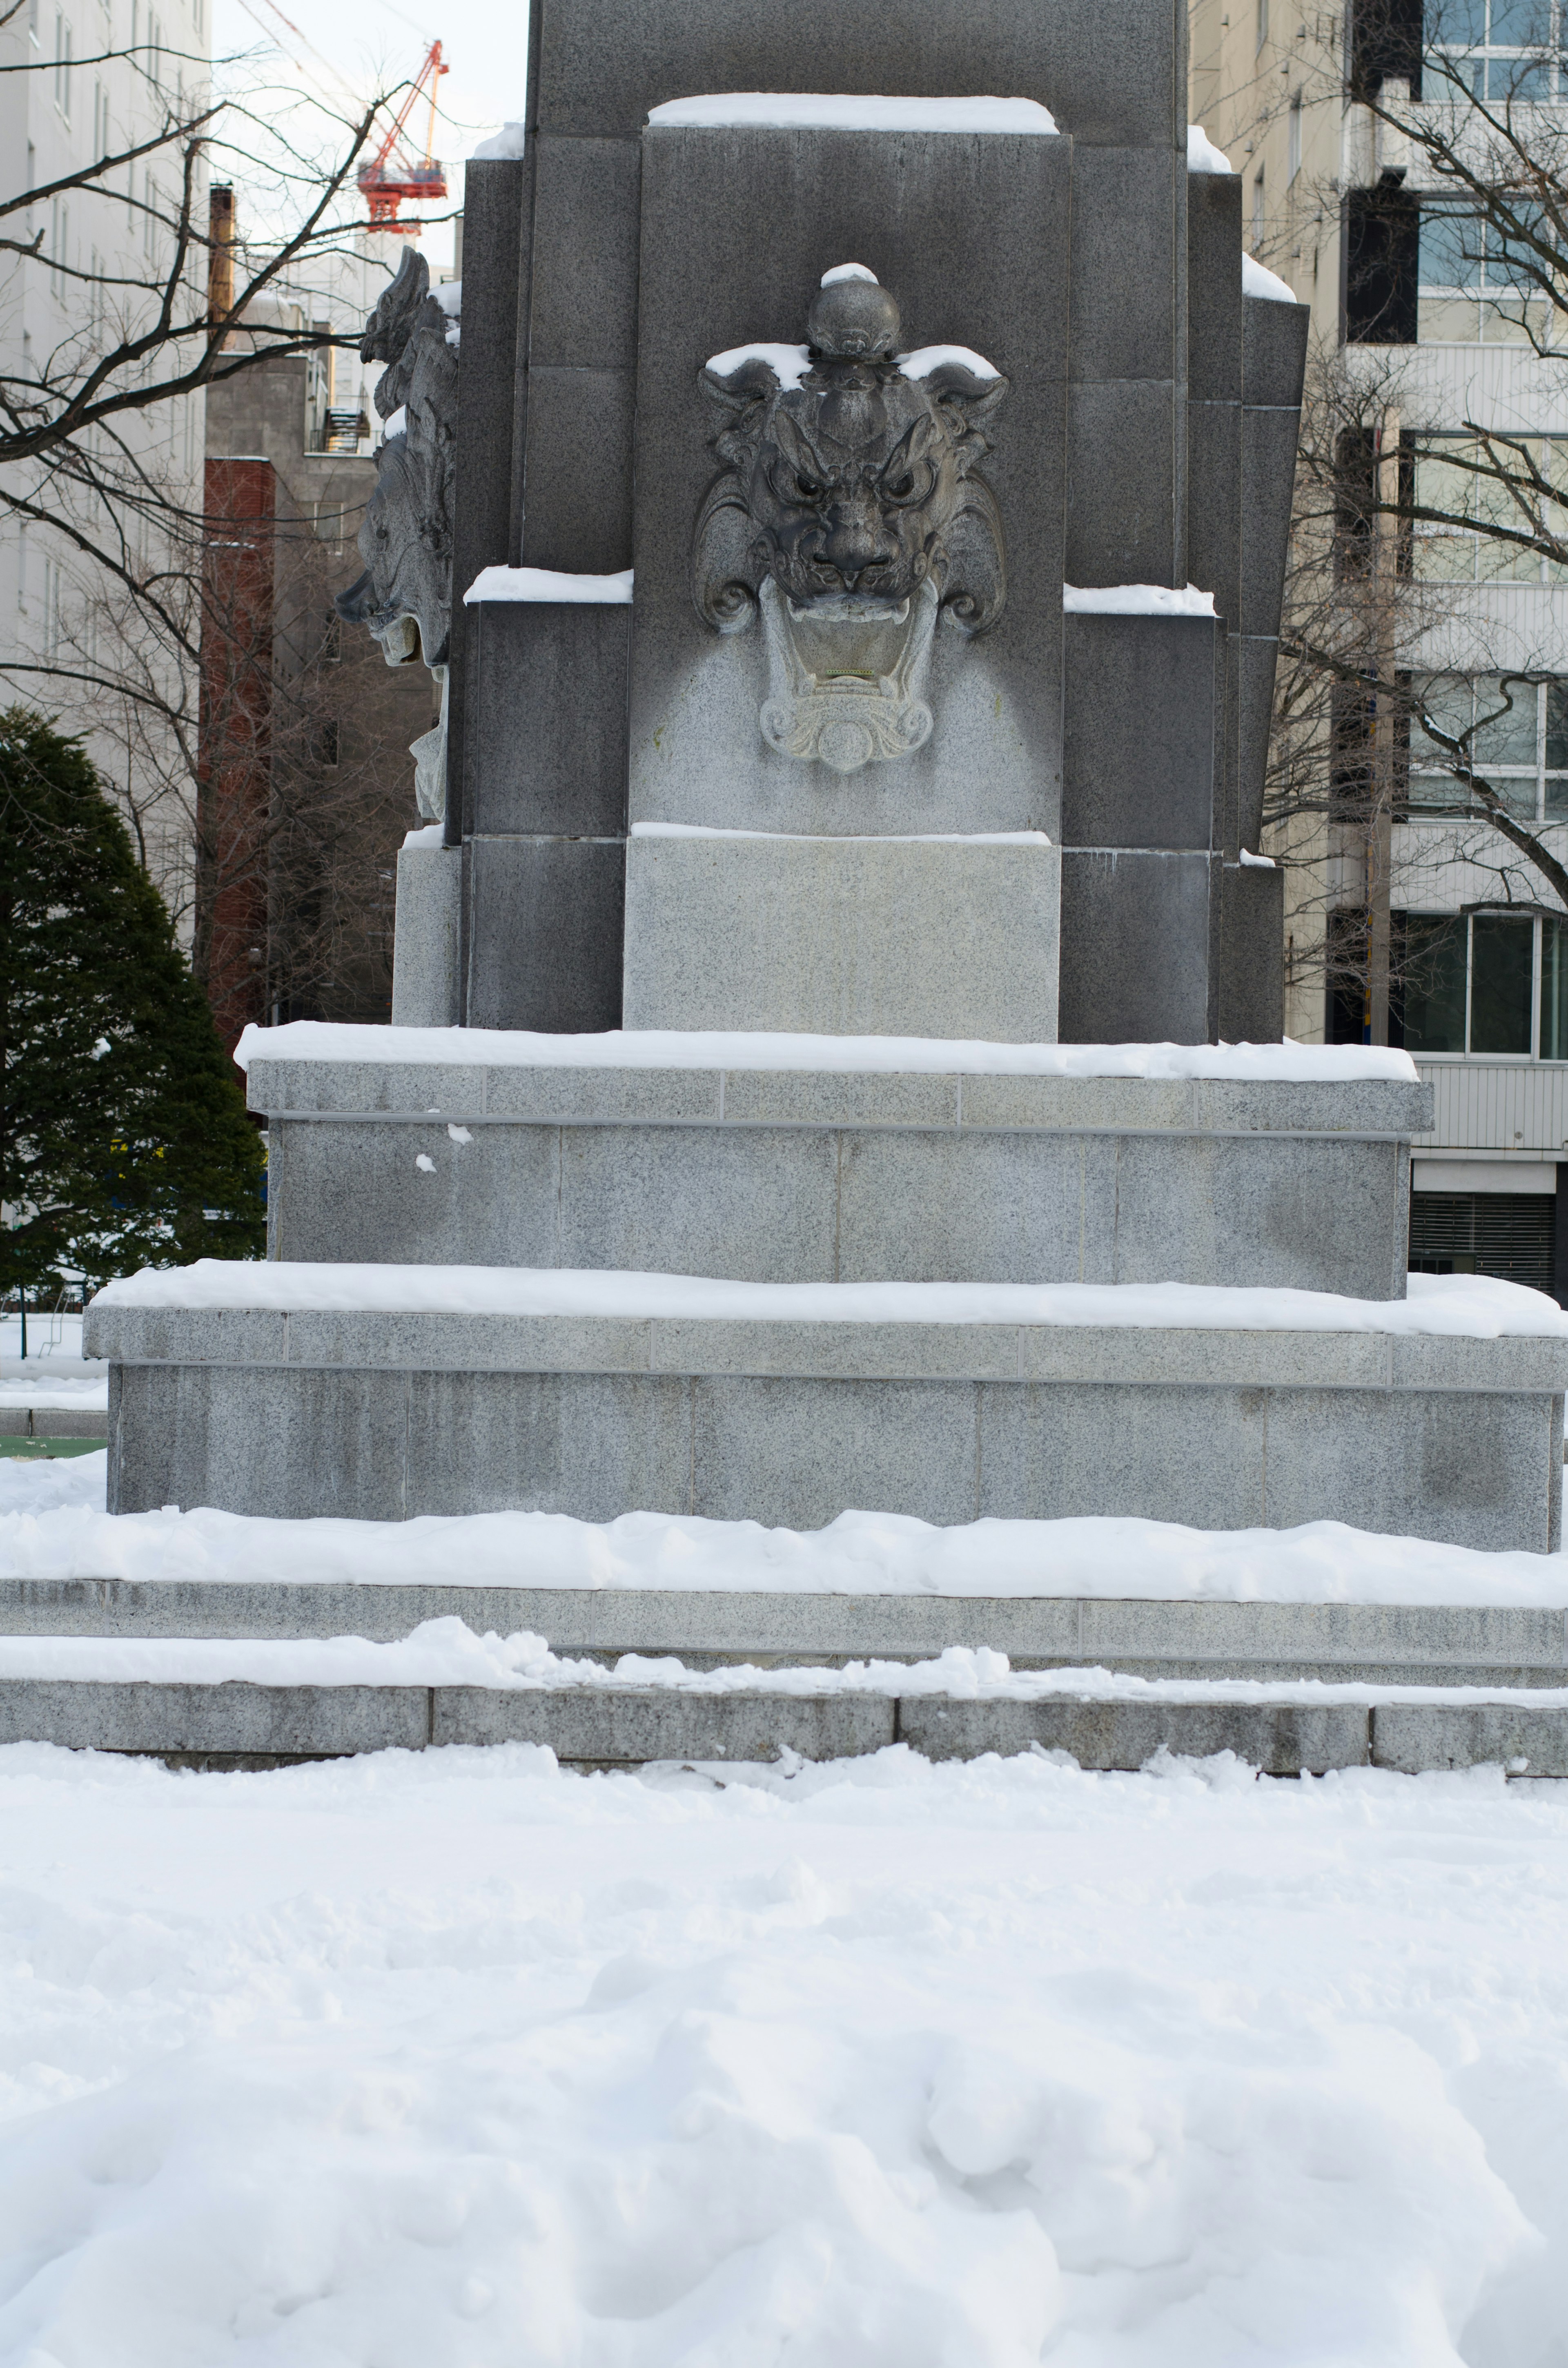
<box><xmin>212</xmin><ymin>0</ymin><xmax>530</xmax><ymax>270</ymax></box>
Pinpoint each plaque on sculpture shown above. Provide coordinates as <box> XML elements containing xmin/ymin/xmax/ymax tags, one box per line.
<box><xmin>335</xmin><ymin>246</ymin><xmax>459</xmax><ymax>818</ymax></box>
<box><xmin>691</xmin><ymin>266</ymin><xmax>1007</xmax><ymax>775</ymax></box>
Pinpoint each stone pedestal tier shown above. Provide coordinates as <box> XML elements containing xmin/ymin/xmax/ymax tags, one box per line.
<box><xmin>251</xmin><ymin>1053</ymin><xmax>1430</xmax><ymax>1298</ymax></box>
<box><xmin>87</xmin><ymin>1301</ymin><xmax>1568</xmax><ymax>1554</ymax></box>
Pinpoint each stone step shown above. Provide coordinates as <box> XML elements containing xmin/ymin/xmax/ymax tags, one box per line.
<box><xmin>253</xmin><ymin>1056</ymin><xmax>1428</xmax><ymax>1298</ymax></box>
<box><xmin>3</xmin><ymin>1579</ymin><xmax>1566</xmax><ymax>1687</ymax></box>
<box><xmin>2</xmin><ymin>1674</ymin><xmax>1564</xmax><ymax>1775</ymax></box>
<box><xmin>85</xmin><ymin>1300</ymin><xmax>1568</xmax><ymax>1550</ymax></box>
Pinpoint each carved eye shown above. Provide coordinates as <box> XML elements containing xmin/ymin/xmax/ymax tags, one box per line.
<box><xmin>884</xmin><ymin>472</ymin><xmax>915</xmax><ymax>499</ymax></box>
<box><xmin>794</xmin><ymin>471</ymin><xmax>824</xmax><ymax>500</ymax></box>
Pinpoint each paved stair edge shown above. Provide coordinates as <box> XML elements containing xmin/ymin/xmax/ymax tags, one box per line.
<box><xmin>0</xmin><ymin>1680</ymin><xmax>1565</xmax><ymax>1775</ymax></box>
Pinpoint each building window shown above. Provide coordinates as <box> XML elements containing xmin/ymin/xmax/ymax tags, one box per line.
<box><xmin>1288</xmin><ymin>93</ymin><xmax>1303</xmax><ymax>181</ymax></box>
<box><xmin>1411</xmin><ymin>436</ymin><xmax>1568</xmax><ymax>580</ymax></box>
<box><xmin>28</xmin><ymin>0</ymin><xmax>40</xmax><ymax>42</ymax></box>
<box><xmin>48</xmin><ymin>197</ymin><xmax>68</xmax><ymax>298</ymax></box>
<box><xmin>1252</xmin><ymin>165</ymin><xmax>1265</xmax><ymax>248</ymax></box>
<box><xmin>1344</xmin><ymin>184</ymin><xmax>1420</xmax><ymax>341</ymax></box>
<box><xmin>1417</xmin><ymin>201</ymin><xmax>1547</xmax><ymax>341</ymax></box>
<box><xmin>1409</xmin><ymin>1193</ymin><xmax>1555</xmax><ymax>1290</ymax></box>
<box><xmin>1405</xmin><ymin>672</ymin><xmax>1568</xmax><ymax>818</ymax></box>
<box><xmin>1372</xmin><ymin>909</ymin><xmax>1568</xmax><ymax>1059</ymax></box>
<box><xmin>53</xmin><ymin>11</ymin><xmax>71</xmax><ymax>116</ymax></box>
<box><xmin>1427</xmin><ymin>0</ymin><xmax>1561</xmax><ymax>101</ymax></box>
<box><xmin>1256</xmin><ymin>0</ymin><xmax>1269</xmax><ymax>49</ymax></box>
<box><xmin>93</xmin><ymin>78</ymin><xmax>107</xmax><ymax>155</ymax></box>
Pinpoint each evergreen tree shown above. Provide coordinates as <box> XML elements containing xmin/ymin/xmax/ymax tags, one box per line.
<box><xmin>0</xmin><ymin>708</ymin><xmax>265</xmax><ymax>1302</ymax></box>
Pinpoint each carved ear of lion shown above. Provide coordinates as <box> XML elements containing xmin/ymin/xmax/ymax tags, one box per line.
<box><xmin>691</xmin><ymin>355</ymin><xmax>780</xmax><ymax>631</ymax></box>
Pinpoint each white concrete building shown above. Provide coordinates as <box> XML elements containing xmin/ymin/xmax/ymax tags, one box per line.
<box><xmin>0</xmin><ymin>0</ymin><xmax>213</xmax><ymax>920</ymax></box>
<box><xmin>1191</xmin><ymin>0</ymin><xmax>1568</xmax><ymax>1295</ymax></box>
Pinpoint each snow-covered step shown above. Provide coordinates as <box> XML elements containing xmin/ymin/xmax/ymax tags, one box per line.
<box><xmin>4</xmin><ymin>1580</ymin><xmax>1568</xmax><ymax>1688</ymax></box>
<box><xmin>3</xmin><ymin>1633</ymin><xmax>1568</xmax><ymax>1772</ymax></box>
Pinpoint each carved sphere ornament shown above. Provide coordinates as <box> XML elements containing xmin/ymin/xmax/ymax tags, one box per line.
<box><xmin>692</xmin><ymin>268</ymin><xmax>1008</xmax><ymax>772</ymax></box>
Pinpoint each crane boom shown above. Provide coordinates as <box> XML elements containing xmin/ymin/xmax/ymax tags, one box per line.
<box><xmin>359</xmin><ymin>41</ymin><xmax>450</xmax><ymax>234</ymax></box>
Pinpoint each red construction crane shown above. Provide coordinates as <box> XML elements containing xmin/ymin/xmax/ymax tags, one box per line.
<box><xmin>358</xmin><ymin>41</ymin><xmax>449</xmax><ymax>234</ymax></box>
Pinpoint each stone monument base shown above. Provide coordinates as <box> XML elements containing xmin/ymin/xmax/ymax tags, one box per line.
<box><xmin>88</xmin><ymin>1296</ymin><xmax>1566</xmax><ymax>1554</ymax></box>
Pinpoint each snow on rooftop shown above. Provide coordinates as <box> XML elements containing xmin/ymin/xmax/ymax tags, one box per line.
<box><xmin>464</xmin><ymin>566</ymin><xmax>634</xmax><ymax>605</ymax></box>
<box><xmin>90</xmin><ymin>1265</ymin><xmax>1561</xmax><ymax>1340</ymax></box>
<box><xmin>1065</xmin><ymin>583</ymin><xmax>1218</xmax><ymax>618</ymax></box>
<box><xmin>402</xmin><ymin>823</ymin><xmax>445</xmax><ymax>850</ymax></box>
<box><xmin>1187</xmin><ymin>123</ymin><xmax>1235</xmax><ymax>172</ymax></box>
<box><xmin>647</xmin><ymin>93</ymin><xmax>1059</xmax><ymax>134</ymax></box>
<box><xmin>821</xmin><ymin>261</ymin><xmax>878</xmax><ymax>285</ymax></box>
<box><xmin>234</xmin><ymin>1020</ymin><xmax>1421</xmax><ymax>1084</ymax></box>
<box><xmin>1244</xmin><ymin>251</ymin><xmax>1299</xmax><ymax>303</ymax></box>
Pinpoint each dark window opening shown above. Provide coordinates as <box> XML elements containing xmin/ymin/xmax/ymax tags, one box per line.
<box><xmin>1410</xmin><ymin>1191</ymin><xmax>1555</xmax><ymax>1293</ymax></box>
<box><xmin>1345</xmin><ymin>185</ymin><xmax>1421</xmax><ymax>343</ymax></box>
<box><xmin>1351</xmin><ymin>0</ymin><xmax>1424</xmax><ymax>96</ymax></box>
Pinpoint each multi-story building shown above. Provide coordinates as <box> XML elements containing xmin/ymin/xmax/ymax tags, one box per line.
<box><xmin>1191</xmin><ymin>0</ymin><xmax>1568</xmax><ymax>1298</ymax></box>
<box><xmin>198</xmin><ymin>215</ymin><xmax>446</xmax><ymax>1049</ymax></box>
<box><xmin>0</xmin><ymin>0</ymin><xmax>213</xmax><ymax>916</ymax></box>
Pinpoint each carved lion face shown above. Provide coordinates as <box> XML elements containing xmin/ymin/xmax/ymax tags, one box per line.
<box><xmin>693</xmin><ymin>279</ymin><xmax>1008</xmax><ymax>638</ymax></box>
<box><xmin>744</xmin><ymin>369</ymin><xmax>968</xmax><ymax>607</ymax></box>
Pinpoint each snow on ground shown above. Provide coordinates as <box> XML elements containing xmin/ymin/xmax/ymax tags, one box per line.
<box><xmin>90</xmin><ymin>1266</ymin><xmax>1565</xmax><ymax>1339</ymax></box>
<box><xmin>4</xmin><ymin>1451</ymin><xmax>1568</xmax><ymax>1607</ymax></box>
<box><xmin>0</xmin><ymin>1740</ymin><xmax>1564</xmax><ymax>2364</ymax></box>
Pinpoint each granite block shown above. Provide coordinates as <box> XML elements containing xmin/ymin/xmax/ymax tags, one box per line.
<box><xmin>484</xmin><ymin>1066</ymin><xmax>720</xmax><ymax>1124</ymax></box>
<box><xmin>465</xmin><ymin>835</ymin><xmax>625</xmax><ymax>1032</ymax></box>
<box><xmin>622</xmin><ymin>834</ymin><xmax>1060</xmax><ymax>1041</ymax></box>
<box><xmin>978</xmin><ymin>1378</ymin><xmax>1268</xmax><ymax>1524</ymax></box>
<box><xmin>719</xmin><ymin>1070</ymin><xmax>960</xmax><ymax>1129</ymax></box>
<box><xmin>1373</xmin><ymin>1702</ymin><xmax>1568</xmax><ymax>1775</ymax></box>
<box><xmin>87</xmin><ymin>1305</ymin><xmax>290</xmax><ymax>1365</ymax></box>
<box><xmin>1186</xmin><ymin>170</ymin><xmax>1244</xmax><ymax>404</ymax></box>
<box><xmin>281</xmin><ymin>1308</ymin><xmax>655</xmax><ymax>1374</ymax></box>
<box><xmin>1262</xmin><ymin>1387</ymin><xmax>1559</xmax><ymax>1552</ymax></box>
<box><xmin>0</xmin><ymin>1680</ymin><xmax>430</xmax><ymax>1755</ymax></box>
<box><xmin>1185</xmin><ymin>401</ymin><xmax>1242</xmax><ymax>626</ymax></box>
<box><xmin>648</xmin><ymin>1318</ymin><xmax>1022</xmax><ymax>1381</ymax></box>
<box><xmin>447</xmin><ymin>154</ymin><xmax>530</xmax><ymax>846</ymax></box>
<box><xmin>531</xmin><ymin>0</ymin><xmax>1183</xmax><ymax>149</ymax></box>
<box><xmin>1079</xmin><ymin>1597</ymin><xmax>1568</xmax><ymax>1673</ymax></box>
<box><xmin>1057</xmin><ymin>850</ymin><xmax>1216</xmax><ymax>1044</ymax></box>
<box><xmin>1189</xmin><ymin>1078</ymin><xmax>1433</xmax><ymax>1135</ymax></box>
<box><xmin>266</xmin><ymin>1119</ymin><xmax>561</xmax><ymax>1267</ymax></box>
<box><xmin>434</xmin><ymin>1684</ymin><xmax>895</xmax><ymax>1761</ymax></box>
<box><xmin>1107</xmin><ymin>1128</ymin><xmax>1402</xmax><ymax>1294</ymax></box>
<box><xmin>558</xmin><ymin>1122</ymin><xmax>840</xmax><ymax>1280</ymax></box>
<box><xmin>1216</xmin><ymin>860</ymin><xmax>1285</xmax><ymax>1047</ymax></box>
<box><xmin>1242</xmin><ymin>293</ymin><xmax>1310</xmax><ymax>408</ymax></box>
<box><xmin>1234</xmin><ymin>633</ymin><xmax>1280</xmax><ymax>850</ymax></box>
<box><xmin>1012</xmin><ymin>1327</ymin><xmax>1394</xmax><ymax>1388</ymax></box>
<box><xmin>526</xmin><ymin>133</ymin><xmax>641</xmax><ymax>370</ymax></box>
<box><xmin>465</xmin><ymin>604</ymin><xmax>629</xmax><ymax>836</ymax></box>
<box><xmin>1069</xmin><ymin>146</ymin><xmax>1179</xmax><ymax>384</ymax></box>
<box><xmin>391</xmin><ymin>839</ymin><xmax>462</xmax><ymax>1028</ymax></box>
<box><xmin>108</xmin><ymin>1363</ymin><xmax>411</xmax><ymax>1520</ymax></box>
<box><xmin>1065</xmin><ymin>377</ymin><xmax>1178</xmax><ymax>589</ymax></box>
<box><xmin>691</xmin><ymin>1374</ymin><xmax>980</xmax><ymax>1525</ymax></box>
<box><xmin>408</xmin><ymin>1370</ymin><xmax>694</xmax><ymax>1518</ymax></box>
<box><xmin>519</xmin><ymin>366</ymin><xmax>636</xmax><ymax>574</ymax></box>
<box><xmin>835</xmin><ymin>1127</ymin><xmax>1106</xmax><ymax>1284</ymax></box>
<box><xmin>247</xmin><ymin>1059</ymin><xmax>492</xmax><ymax>1118</ymax></box>
<box><xmin>900</xmin><ymin>1695</ymin><xmax>1368</xmax><ymax>1773</ymax></box>
<box><xmin>956</xmin><ymin>1075</ymin><xmax>1198</xmax><ymax>1133</ymax></box>
<box><xmin>1239</xmin><ymin>406</ymin><xmax>1301</xmax><ymax>644</ymax></box>
<box><xmin>1061</xmin><ymin>613</ymin><xmax>1219</xmax><ymax>851</ymax></box>
<box><xmin>1388</xmin><ymin>1338</ymin><xmax>1568</xmax><ymax>1393</ymax></box>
